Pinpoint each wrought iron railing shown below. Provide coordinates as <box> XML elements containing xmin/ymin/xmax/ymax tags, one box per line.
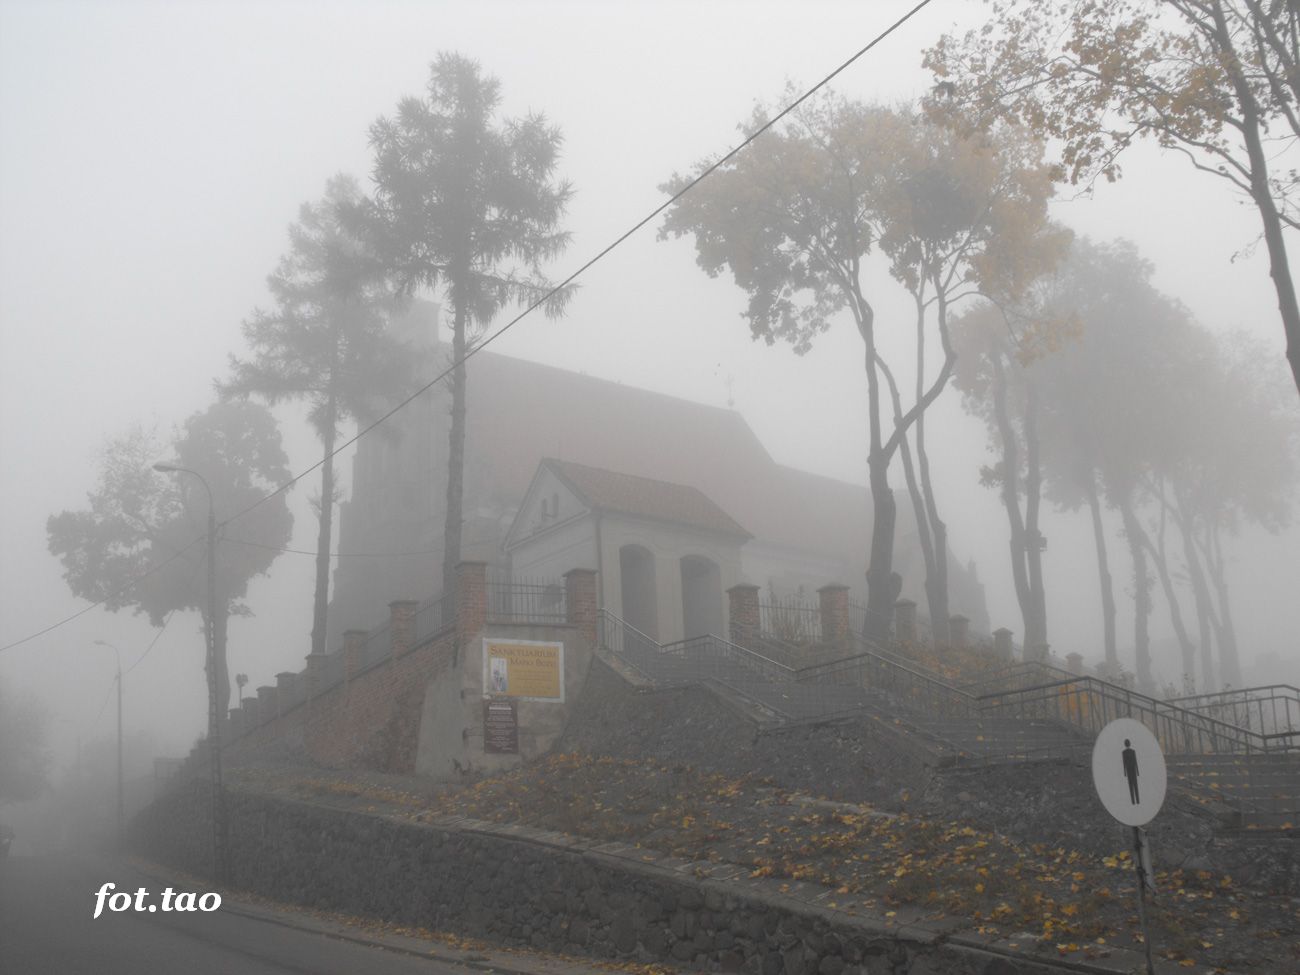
<box><xmin>975</xmin><ymin>676</ymin><xmax>1298</xmax><ymax>756</ymax></box>
<box><xmin>1162</xmin><ymin>684</ymin><xmax>1300</xmax><ymax>744</ymax></box>
<box><xmin>486</xmin><ymin>571</ymin><xmax>567</xmax><ymax>623</ymax></box>
<box><xmin>759</xmin><ymin>592</ymin><xmax>821</xmax><ymax>644</ymax></box>
<box><xmin>414</xmin><ymin>591</ymin><xmax>451</xmax><ymax>646</ymax></box>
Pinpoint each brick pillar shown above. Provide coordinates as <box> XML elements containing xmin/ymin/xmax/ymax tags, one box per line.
<box><xmin>389</xmin><ymin>599</ymin><xmax>417</xmax><ymax>658</ymax></box>
<box><xmin>456</xmin><ymin>561</ymin><xmax>488</xmax><ymax>641</ymax></box>
<box><xmin>728</xmin><ymin>584</ymin><xmax>760</xmax><ymax>647</ymax></box>
<box><xmin>343</xmin><ymin>629</ymin><xmax>366</xmax><ymax>681</ymax></box>
<box><xmin>817</xmin><ymin>584</ymin><xmax>850</xmax><ymax>649</ymax></box>
<box><xmin>993</xmin><ymin>628</ymin><xmax>1014</xmax><ymax>661</ymax></box>
<box><xmin>1066</xmin><ymin>652</ymin><xmax>1084</xmax><ymax>675</ymax></box>
<box><xmin>242</xmin><ymin>697</ymin><xmax>260</xmax><ymax>728</ymax></box>
<box><xmin>305</xmin><ymin>653</ymin><xmax>326</xmax><ymax>701</ymax></box>
<box><xmin>565</xmin><ymin>568</ymin><xmax>599</xmax><ymax>645</ymax></box>
<box><xmin>894</xmin><ymin>599</ymin><xmax>918</xmax><ymax>645</ymax></box>
<box><xmin>275</xmin><ymin>672</ymin><xmax>297</xmax><ymax>714</ymax></box>
<box><xmin>949</xmin><ymin>614</ymin><xmax>971</xmax><ymax>651</ymax></box>
<box><xmin>256</xmin><ymin>685</ymin><xmax>276</xmax><ymax>722</ymax></box>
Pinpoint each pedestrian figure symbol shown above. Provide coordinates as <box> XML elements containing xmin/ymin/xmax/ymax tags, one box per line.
<box><xmin>1093</xmin><ymin>718</ymin><xmax>1165</xmax><ymax>827</ymax></box>
<box><xmin>1122</xmin><ymin>738</ymin><xmax>1140</xmax><ymax>804</ymax></box>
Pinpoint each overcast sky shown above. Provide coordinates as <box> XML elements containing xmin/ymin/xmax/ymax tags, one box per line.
<box><xmin>3</xmin><ymin>0</ymin><xmax>1297</xmax><ymax>768</ymax></box>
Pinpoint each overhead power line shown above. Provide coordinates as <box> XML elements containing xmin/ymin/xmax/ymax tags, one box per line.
<box><xmin>218</xmin><ymin>0</ymin><xmax>939</xmax><ymax>533</ymax></box>
<box><xmin>1</xmin><ymin>0</ymin><xmax>937</xmax><ymax>655</ymax></box>
<box><xmin>1</xmin><ymin>537</ymin><xmax>204</xmax><ymax>654</ymax></box>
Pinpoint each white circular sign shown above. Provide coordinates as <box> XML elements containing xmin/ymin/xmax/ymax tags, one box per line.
<box><xmin>1091</xmin><ymin>718</ymin><xmax>1167</xmax><ymax>826</ymax></box>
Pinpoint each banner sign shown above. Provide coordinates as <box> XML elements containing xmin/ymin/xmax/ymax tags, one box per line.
<box><xmin>482</xmin><ymin>638</ymin><xmax>565</xmax><ymax>702</ymax></box>
<box><xmin>483</xmin><ymin>699</ymin><xmax>519</xmax><ymax>754</ymax></box>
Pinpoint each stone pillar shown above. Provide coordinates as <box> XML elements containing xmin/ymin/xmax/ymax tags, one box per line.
<box><xmin>818</xmin><ymin>584</ymin><xmax>850</xmax><ymax>649</ymax></box>
<box><xmin>894</xmin><ymin>599</ymin><xmax>918</xmax><ymax>645</ymax></box>
<box><xmin>389</xmin><ymin>599</ymin><xmax>417</xmax><ymax>658</ymax></box>
<box><xmin>993</xmin><ymin>628</ymin><xmax>1014</xmax><ymax>661</ymax></box>
<box><xmin>456</xmin><ymin>561</ymin><xmax>488</xmax><ymax>641</ymax></box>
<box><xmin>949</xmin><ymin>614</ymin><xmax>971</xmax><ymax>651</ymax></box>
<box><xmin>565</xmin><ymin>568</ymin><xmax>599</xmax><ymax>645</ymax></box>
<box><xmin>256</xmin><ymin>685</ymin><xmax>276</xmax><ymax>722</ymax></box>
<box><xmin>343</xmin><ymin>629</ymin><xmax>367</xmax><ymax>681</ymax></box>
<box><xmin>305</xmin><ymin>653</ymin><xmax>326</xmax><ymax>701</ymax></box>
<box><xmin>727</xmin><ymin>584</ymin><xmax>760</xmax><ymax>647</ymax></box>
<box><xmin>275</xmin><ymin>672</ymin><xmax>298</xmax><ymax>714</ymax></box>
<box><xmin>242</xmin><ymin>697</ymin><xmax>260</xmax><ymax>728</ymax></box>
<box><xmin>1066</xmin><ymin>652</ymin><xmax>1084</xmax><ymax>675</ymax></box>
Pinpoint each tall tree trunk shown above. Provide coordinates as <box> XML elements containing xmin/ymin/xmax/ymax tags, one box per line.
<box><xmin>989</xmin><ymin>348</ymin><xmax>1035</xmax><ymax>651</ymax></box>
<box><xmin>1084</xmin><ymin>472</ymin><xmax>1118</xmax><ymax>671</ymax></box>
<box><xmin>1210</xmin><ymin>0</ymin><xmax>1300</xmax><ymax>395</ymax></box>
<box><xmin>214</xmin><ymin>601</ymin><xmax>230</xmax><ymax>719</ymax></box>
<box><xmin>914</xmin><ymin>288</ymin><xmax>950</xmax><ymax>649</ymax></box>
<box><xmin>442</xmin><ymin>292</ymin><xmax>468</xmax><ymax>598</ymax></box>
<box><xmin>859</xmin><ymin>299</ymin><xmax>897</xmax><ymax>643</ymax></box>
<box><xmin>1022</xmin><ymin>378</ymin><xmax>1047</xmax><ymax>657</ymax></box>
<box><xmin>1173</xmin><ymin>498</ymin><xmax>1216</xmax><ymax>692</ymax></box>
<box><xmin>1118</xmin><ymin>494</ymin><xmax>1153</xmax><ymax>691</ymax></box>
<box><xmin>877</xmin><ymin>353</ymin><xmax>936</xmax><ymax>645</ymax></box>
<box><xmin>1205</xmin><ymin>522</ymin><xmax>1243</xmax><ymax>687</ymax></box>
<box><xmin>1139</xmin><ymin>505</ymin><xmax>1196</xmax><ymax>688</ymax></box>
<box><xmin>310</xmin><ymin>408</ymin><xmax>338</xmax><ymax>659</ymax></box>
<box><xmin>203</xmin><ymin>593</ymin><xmax>231</xmax><ymax>724</ymax></box>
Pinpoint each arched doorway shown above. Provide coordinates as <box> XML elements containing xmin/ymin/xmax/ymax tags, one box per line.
<box><xmin>619</xmin><ymin>544</ymin><xmax>658</xmax><ymax>639</ymax></box>
<box><xmin>680</xmin><ymin>555</ymin><xmax>723</xmax><ymax>640</ymax></box>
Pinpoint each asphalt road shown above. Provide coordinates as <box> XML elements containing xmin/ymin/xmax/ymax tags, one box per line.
<box><xmin>0</xmin><ymin>855</ymin><xmax>507</xmax><ymax>975</ymax></box>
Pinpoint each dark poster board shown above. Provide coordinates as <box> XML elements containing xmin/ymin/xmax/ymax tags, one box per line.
<box><xmin>483</xmin><ymin>699</ymin><xmax>519</xmax><ymax>754</ymax></box>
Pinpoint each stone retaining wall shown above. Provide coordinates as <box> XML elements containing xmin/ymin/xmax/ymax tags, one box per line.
<box><xmin>135</xmin><ymin>782</ymin><xmax>1068</xmax><ymax>975</ymax></box>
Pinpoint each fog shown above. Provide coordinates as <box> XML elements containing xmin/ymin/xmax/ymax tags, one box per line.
<box><xmin>2</xmin><ymin>0</ymin><xmax>1297</xmax><ymax>806</ymax></box>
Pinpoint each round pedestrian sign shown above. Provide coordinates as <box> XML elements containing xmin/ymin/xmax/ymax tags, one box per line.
<box><xmin>1091</xmin><ymin>718</ymin><xmax>1167</xmax><ymax>826</ymax></box>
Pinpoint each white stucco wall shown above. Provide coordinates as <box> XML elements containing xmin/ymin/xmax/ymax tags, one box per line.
<box><xmin>597</xmin><ymin>513</ymin><xmax>742</xmax><ymax>644</ymax></box>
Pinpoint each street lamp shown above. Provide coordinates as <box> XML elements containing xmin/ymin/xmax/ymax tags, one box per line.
<box><xmin>93</xmin><ymin>640</ymin><xmax>124</xmax><ymax>849</ymax></box>
<box><xmin>152</xmin><ymin>462</ymin><xmax>225</xmax><ymax>883</ymax></box>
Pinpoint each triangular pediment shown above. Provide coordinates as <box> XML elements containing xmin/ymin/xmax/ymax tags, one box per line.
<box><xmin>504</xmin><ymin>460</ymin><xmax>590</xmax><ymax>551</ymax></box>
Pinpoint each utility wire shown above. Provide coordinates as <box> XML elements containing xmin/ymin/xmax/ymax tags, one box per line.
<box><xmin>222</xmin><ymin>529</ymin><xmax>500</xmax><ymax>558</ymax></box>
<box><xmin>91</xmin><ymin>559</ymin><xmax>200</xmax><ymax>726</ymax></box>
<box><xmin>1</xmin><ymin>0</ymin><xmax>937</xmax><ymax>655</ymax></box>
<box><xmin>1</xmin><ymin>537</ymin><xmax>204</xmax><ymax>653</ymax></box>
<box><xmin>217</xmin><ymin>0</ymin><xmax>939</xmax><ymax>532</ymax></box>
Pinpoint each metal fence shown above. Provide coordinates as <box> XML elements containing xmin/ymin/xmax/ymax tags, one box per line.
<box><xmin>975</xmin><ymin>675</ymin><xmax>1298</xmax><ymax>756</ymax></box>
<box><xmin>759</xmin><ymin>592</ymin><xmax>821</xmax><ymax>645</ymax></box>
<box><xmin>414</xmin><ymin>591</ymin><xmax>451</xmax><ymax>646</ymax></box>
<box><xmin>485</xmin><ymin>571</ymin><xmax>567</xmax><ymax>623</ymax></box>
<box><xmin>1164</xmin><ymin>684</ymin><xmax>1300</xmax><ymax>741</ymax></box>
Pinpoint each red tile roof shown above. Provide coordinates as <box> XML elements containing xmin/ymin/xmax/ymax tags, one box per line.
<box><xmin>464</xmin><ymin>350</ymin><xmax>902</xmax><ymax>567</ymax></box>
<box><xmin>542</xmin><ymin>458</ymin><xmax>751</xmax><ymax>539</ymax></box>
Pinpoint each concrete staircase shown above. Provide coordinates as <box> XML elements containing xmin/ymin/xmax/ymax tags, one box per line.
<box><xmin>1167</xmin><ymin>753</ymin><xmax>1300</xmax><ymax>829</ymax></box>
<box><xmin>597</xmin><ymin>611</ymin><xmax>1299</xmax><ymax>828</ymax></box>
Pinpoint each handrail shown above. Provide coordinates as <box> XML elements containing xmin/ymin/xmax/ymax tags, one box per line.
<box><xmin>598</xmin><ymin>610</ymin><xmax>1298</xmax><ymax>756</ymax></box>
<box><xmin>660</xmin><ymin>633</ymin><xmax>796</xmax><ymax>680</ymax></box>
<box><xmin>1166</xmin><ymin>683</ymin><xmax>1300</xmax><ymax>706</ymax></box>
<box><xmin>597</xmin><ymin>608</ymin><xmax>658</xmax><ymax>652</ymax></box>
<box><xmin>975</xmin><ymin>675</ymin><xmax>1297</xmax><ymax>755</ymax></box>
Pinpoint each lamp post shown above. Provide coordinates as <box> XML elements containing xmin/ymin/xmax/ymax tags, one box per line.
<box><xmin>92</xmin><ymin>640</ymin><xmax>124</xmax><ymax>848</ymax></box>
<box><xmin>152</xmin><ymin>462</ymin><xmax>225</xmax><ymax>883</ymax></box>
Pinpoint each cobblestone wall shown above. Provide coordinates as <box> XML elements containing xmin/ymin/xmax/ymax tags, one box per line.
<box><xmin>136</xmin><ymin>782</ymin><xmax>1057</xmax><ymax>975</ymax></box>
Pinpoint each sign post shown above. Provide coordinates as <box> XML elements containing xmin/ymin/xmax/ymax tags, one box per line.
<box><xmin>1091</xmin><ymin>718</ymin><xmax>1167</xmax><ymax>975</ymax></box>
